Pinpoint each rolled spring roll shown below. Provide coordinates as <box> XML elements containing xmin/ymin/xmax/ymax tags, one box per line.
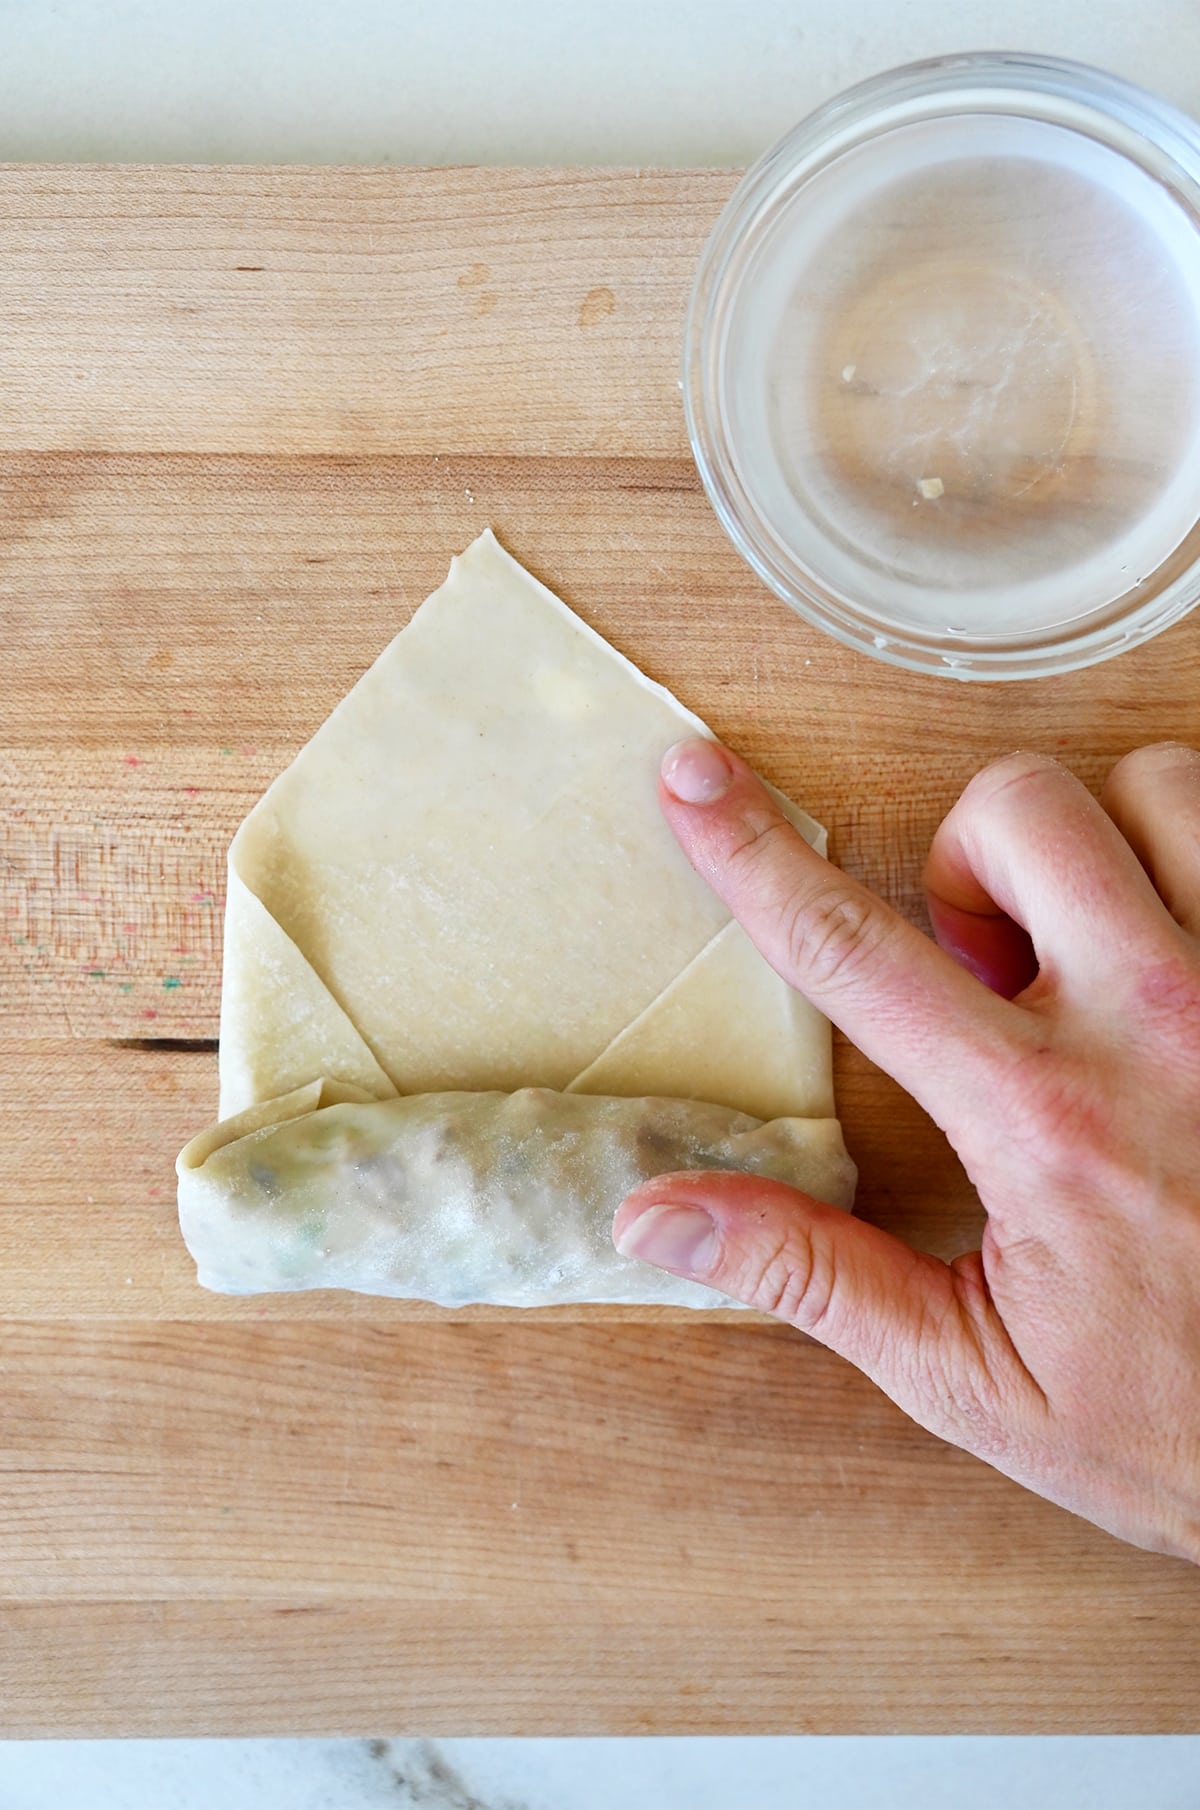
<box><xmin>178</xmin><ymin>1081</ymin><xmax>857</xmax><ymax>1308</ymax></box>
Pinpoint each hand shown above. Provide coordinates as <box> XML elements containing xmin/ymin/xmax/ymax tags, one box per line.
<box><xmin>613</xmin><ymin>737</ymin><xmax>1200</xmax><ymax>1562</ymax></box>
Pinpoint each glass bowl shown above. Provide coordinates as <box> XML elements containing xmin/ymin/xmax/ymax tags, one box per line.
<box><xmin>683</xmin><ymin>53</ymin><xmax>1200</xmax><ymax>679</ymax></box>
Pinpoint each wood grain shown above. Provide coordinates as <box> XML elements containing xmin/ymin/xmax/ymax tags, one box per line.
<box><xmin>0</xmin><ymin>167</ymin><xmax>724</xmax><ymax>458</ymax></box>
<box><xmin>1</xmin><ymin>166</ymin><xmax>1198</xmax><ymax>1734</ymax></box>
<box><xmin>0</xmin><ymin>1324</ymin><xmax>1193</xmax><ymax>1734</ymax></box>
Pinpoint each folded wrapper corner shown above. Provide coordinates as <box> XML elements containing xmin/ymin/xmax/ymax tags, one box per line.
<box><xmin>177</xmin><ymin>531</ymin><xmax>856</xmax><ymax>1306</ymax></box>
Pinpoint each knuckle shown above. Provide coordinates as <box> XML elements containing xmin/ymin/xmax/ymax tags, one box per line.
<box><xmin>985</xmin><ymin>1030</ymin><xmax>1198</xmax><ymax>1208</ymax></box>
<box><xmin>962</xmin><ymin>750</ymin><xmax>1071</xmax><ymax>816</ymax></box>
<box><xmin>951</xmin><ymin>753</ymin><xmax>1100</xmax><ymax>881</ymax></box>
<box><xmin>736</xmin><ymin>1229</ymin><xmax>837</xmax><ymax>1332</ymax></box>
<box><xmin>988</xmin><ymin>1043</ymin><xmax>1108</xmax><ymax>1172</ymax></box>
<box><xmin>1132</xmin><ymin>946</ymin><xmax>1200</xmax><ymax>1028</ymax></box>
<box><xmin>723</xmin><ymin>812</ymin><xmax>797</xmax><ymax>888</ymax></box>
<box><xmin>1103</xmin><ymin>741</ymin><xmax>1200</xmax><ymax>806</ymax></box>
<box><xmin>718</xmin><ymin>809</ymin><xmax>907</xmax><ymax>1003</ymax></box>
<box><xmin>777</xmin><ymin>880</ymin><xmax>893</xmax><ymax>996</ymax></box>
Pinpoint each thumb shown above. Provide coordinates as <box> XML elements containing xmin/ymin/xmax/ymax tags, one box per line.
<box><xmin>613</xmin><ymin>1173</ymin><xmax>1033</xmax><ymax>1455</ymax></box>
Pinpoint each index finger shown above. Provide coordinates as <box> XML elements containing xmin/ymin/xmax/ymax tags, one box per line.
<box><xmin>659</xmin><ymin>738</ymin><xmax>1023</xmax><ymax>1124</ymax></box>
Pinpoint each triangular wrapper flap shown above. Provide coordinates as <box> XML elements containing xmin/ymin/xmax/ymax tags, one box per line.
<box><xmin>218</xmin><ymin>866</ymin><xmax>398</xmax><ymax>1118</ymax></box>
<box><xmin>568</xmin><ymin>918</ymin><xmax>834</xmax><ymax>1122</ymax></box>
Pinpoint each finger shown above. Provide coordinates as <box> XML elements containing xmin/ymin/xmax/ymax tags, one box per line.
<box><xmin>1101</xmin><ymin>743</ymin><xmax>1200</xmax><ymax>937</ymax></box>
<box><xmin>920</xmin><ymin>782</ymin><xmax>1039</xmax><ymax>998</ymax></box>
<box><xmin>922</xmin><ymin>752</ymin><xmax>1177</xmax><ymax>1005</ymax></box>
<box><xmin>925</xmin><ymin>894</ymin><xmax>1039</xmax><ymax>1000</ymax></box>
<box><xmin>659</xmin><ymin>738</ymin><xmax>1023</xmax><ymax>1122</ymax></box>
<box><xmin>613</xmin><ymin>1172</ymin><xmax>1044</xmax><ymax>1460</ymax></box>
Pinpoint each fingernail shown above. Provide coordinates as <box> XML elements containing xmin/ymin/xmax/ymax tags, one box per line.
<box><xmin>661</xmin><ymin>738</ymin><xmax>734</xmax><ymax>804</ymax></box>
<box><xmin>615</xmin><ymin>1202</ymin><xmax>718</xmax><ymax>1277</ymax></box>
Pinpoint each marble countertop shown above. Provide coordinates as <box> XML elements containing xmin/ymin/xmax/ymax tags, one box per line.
<box><xmin>5</xmin><ymin>1736</ymin><xmax>1200</xmax><ymax>1808</ymax></box>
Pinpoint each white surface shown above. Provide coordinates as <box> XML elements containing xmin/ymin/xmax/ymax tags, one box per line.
<box><xmin>2</xmin><ymin>1737</ymin><xmax>1200</xmax><ymax>1807</ymax></box>
<box><xmin>1</xmin><ymin>0</ymin><xmax>1196</xmax><ymax>1793</ymax></box>
<box><xmin>0</xmin><ymin>0</ymin><xmax>1198</xmax><ymax>167</ymax></box>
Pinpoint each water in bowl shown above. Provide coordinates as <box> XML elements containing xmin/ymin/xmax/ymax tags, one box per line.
<box><xmin>725</xmin><ymin>112</ymin><xmax>1200</xmax><ymax>643</ymax></box>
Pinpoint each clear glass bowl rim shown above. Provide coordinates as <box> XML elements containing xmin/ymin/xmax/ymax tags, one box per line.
<box><xmin>682</xmin><ymin>50</ymin><xmax>1200</xmax><ymax>681</ymax></box>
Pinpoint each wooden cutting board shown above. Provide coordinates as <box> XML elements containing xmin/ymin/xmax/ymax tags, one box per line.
<box><xmin>1</xmin><ymin>166</ymin><xmax>1198</xmax><ymax>1735</ymax></box>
